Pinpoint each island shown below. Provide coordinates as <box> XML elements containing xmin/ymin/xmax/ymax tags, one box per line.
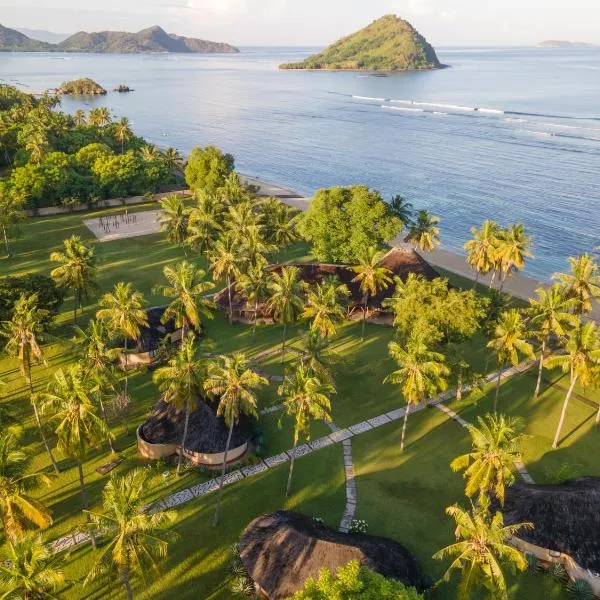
<box><xmin>113</xmin><ymin>84</ymin><xmax>133</xmax><ymax>93</ymax></box>
<box><xmin>0</xmin><ymin>23</ymin><xmax>239</xmax><ymax>54</ymax></box>
<box><xmin>57</xmin><ymin>78</ymin><xmax>107</xmax><ymax>96</ymax></box>
<box><xmin>280</xmin><ymin>15</ymin><xmax>441</xmax><ymax>71</ymax></box>
<box><xmin>537</xmin><ymin>40</ymin><xmax>598</xmax><ymax>48</ymax></box>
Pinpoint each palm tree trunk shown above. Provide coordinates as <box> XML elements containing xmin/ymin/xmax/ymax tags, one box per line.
<box><xmin>98</xmin><ymin>396</ymin><xmax>117</xmax><ymax>454</ymax></box>
<box><xmin>2</xmin><ymin>225</ymin><xmax>11</xmax><ymax>258</ymax></box>
<box><xmin>472</xmin><ymin>270</ymin><xmax>480</xmax><ymax>290</ymax></box>
<box><xmin>534</xmin><ymin>340</ymin><xmax>546</xmax><ymax>399</ymax></box>
<box><xmin>553</xmin><ymin>375</ymin><xmax>578</xmax><ymax>449</ymax></box>
<box><xmin>281</xmin><ymin>322</ymin><xmax>287</xmax><ymax>364</ymax></box>
<box><xmin>285</xmin><ymin>433</ymin><xmax>298</xmax><ymax>498</ymax></box>
<box><xmin>123</xmin><ymin>337</ymin><xmax>129</xmax><ymax>395</ymax></box>
<box><xmin>181</xmin><ymin>318</ymin><xmax>187</xmax><ymax>346</ymax></box>
<box><xmin>456</xmin><ymin>372</ymin><xmax>463</xmax><ymax>402</ymax></box>
<box><xmin>119</xmin><ymin>567</ymin><xmax>133</xmax><ymax>600</ymax></box>
<box><xmin>400</xmin><ymin>404</ymin><xmax>410</xmax><ymax>452</ymax></box>
<box><xmin>177</xmin><ymin>401</ymin><xmax>191</xmax><ymax>476</ymax></box>
<box><xmin>596</xmin><ymin>403</ymin><xmax>600</xmax><ymax>426</ymax></box>
<box><xmin>213</xmin><ymin>420</ymin><xmax>234</xmax><ymax>527</ymax></box>
<box><xmin>490</xmin><ymin>271</ymin><xmax>497</xmax><ymax>289</ymax></box>
<box><xmin>77</xmin><ymin>460</ymin><xmax>89</xmax><ymax>510</ymax></box>
<box><xmin>499</xmin><ymin>271</ymin><xmax>508</xmax><ymax>293</ymax></box>
<box><xmin>227</xmin><ymin>275</ymin><xmax>233</xmax><ymax>322</ymax></box>
<box><xmin>494</xmin><ymin>364</ymin><xmax>504</xmax><ymax>414</ymax></box>
<box><xmin>253</xmin><ymin>299</ymin><xmax>259</xmax><ymax>337</ymax></box>
<box><xmin>28</xmin><ymin>365</ymin><xmax>60</xmax><ymax>474</ymax></box>
<box><xmin>361</xmin><ymin>307</ymin><xmax>367</xmax><ymax>341</ymax></box>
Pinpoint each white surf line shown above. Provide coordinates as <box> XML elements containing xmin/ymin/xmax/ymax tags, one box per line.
<box><xmin>47</xmin><ymin>359</ymin><xmax>535</xmax><ymax>554</ymax></box>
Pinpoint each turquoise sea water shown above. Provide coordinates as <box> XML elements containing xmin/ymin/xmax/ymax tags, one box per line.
<box><xmin>2</xmin><ymin>46</ymin><xmax>599</xmax><ymax>279</ymax></box>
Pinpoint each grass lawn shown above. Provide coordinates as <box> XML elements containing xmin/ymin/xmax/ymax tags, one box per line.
<box><xmin>0</xmin><ymin>209</ymin><xmax>595</xmax><ymax>599</ymax></box>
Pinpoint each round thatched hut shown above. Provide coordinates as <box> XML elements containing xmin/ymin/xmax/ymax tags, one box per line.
<box><xmin>238</xmin><ymin>511</ymin><xmax>424</xmax><ymax>599</ymax></box>
<box><xmin>137</xmin><ymin>397</ymin><xmax>253</xmax><ymax>466</ymax></box>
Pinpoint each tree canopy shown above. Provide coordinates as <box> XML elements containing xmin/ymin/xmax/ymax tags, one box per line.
<box><xmin>184</xmin><ymin>145</ymin><xmax>235</xmax><ymax>194</ymax></box>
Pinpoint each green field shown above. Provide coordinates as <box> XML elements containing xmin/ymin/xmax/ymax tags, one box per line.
<box><xmin>0</xmin><ymin>207</ymin><xmax>597</xmax><ymax>599</ymax></box>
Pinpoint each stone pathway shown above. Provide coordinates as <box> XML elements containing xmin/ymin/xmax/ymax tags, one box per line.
<box><xmin>47</xmin><ymin>359</ymin><xmax>535</xmax><ymax>554</ymax></box>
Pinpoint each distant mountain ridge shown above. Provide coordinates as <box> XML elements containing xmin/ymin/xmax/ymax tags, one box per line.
<box><xmin>15</xmin><ymin>28</ymin><xmax>70</xmax><ymax>44</ymax></box>
<box><xmin>537</xmin><ymin>40</ymin><xmax>598</xmax><ymax>48</ymax></box>
<box><xmin>0</xmin><ymin>23</ymin><xmax>238</xmax><ymax>54</ymax></box>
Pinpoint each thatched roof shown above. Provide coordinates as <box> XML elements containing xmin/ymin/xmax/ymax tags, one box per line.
<box><xmin>239</xmin><ymin>511</ymin><xmax>424</xmax><ymax>599</ymax></box>
<box><xmin>503</xmin><ymin>477</ymin><xmax>600</xmax><ymax>571</ymax></box>
<box><xmin>215</xmin><ymin>247</ymin><xmax>438</xmax><ymax>314</ymax></box>
<box><xmin>139</xmin><ymin>396</ymin><xmax>253</xmax><ymax>453</ymax></box>
<box><xmin>130</xmin><ymin>307</ymin><xmax>177</xmax><ymax>353</ymax></box>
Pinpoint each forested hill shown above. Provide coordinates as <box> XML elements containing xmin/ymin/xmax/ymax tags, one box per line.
<box><xmin>280</xmin><ymin>15</ymin><xmax>441</xmax><ymax>71</ymax></box>
<box><xmin>0</xmin><ymin>23</ymin><xmax>238</xmax><ymax>54</ymax></box>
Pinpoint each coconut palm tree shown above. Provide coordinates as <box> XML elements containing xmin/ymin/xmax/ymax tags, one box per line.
<box><xmin>527</xmin><ymin>285</ymin><xmax>578</xmax><ymax>398</ymax></box>
<box><xmin>301</xmin><ymin>330</ymin><xmax>334</xmax><ymax>383</ymax></box>
<box><xmin>385</xmin><ymin>335</ymin><xmax>449</xmax><ymax>451</ymax></box>
<box><xmin>0</xmin><ymin>185</ymin><xmax>26</xmax><ymax>258</ymax></box>
<box><xmin>224</xmin><ymin>201</ymin><xmax>258</xmax><ymax>240</ymax></box>
<box><xmin>451</xmin><ymin>413</ymin><xmax>526</xmax><ymax>507</ymax></box>
<box><xmin>219</xmin><ymin>172</ymin><xmax>252</xmax><ymax>206</ymax></box>
<box><xmin>96</xmin><ymin>282</ymin><xmax>148</xmax><ymax>393</ymax></box>
<box><xmin>236</xmin><ymin>258</ymin><xmax>269</xmax><ymax>334</ymax></box>
<box><xmin>241</xmin><ymin>224</ymin><xmax>275</xmax><ymax>268</ymax></box>
<box><xmin>158</xmin><ymin>194</ymin><xmax>190</xmax><ymax>255</ymax></box>
<box><xmin>50</xmin><ymin>235</ymin><xmax>99</xmax><ymax>322</ymax></box>
<box><xmin>302</xmin><ymin>277</ymin><xmax>349</xmax><ymax>339</ymax></box>
<box><xmin>433</xmin><ymin>505</ymin><xmax>531</xmax><ymax>600</ymax></box>
<box><xmin>464</xmin><ymin>220</ymin><xmax>501</xmax><ymax>288</ymax></box>
<box><xmin>279</xmin><ymin>364</ymin><xmax>334</xmax><ymax>497</ymax></box>
<box><xmin>0</xmin><ymin>426</ymin><xmax>52</xmax><ymax>542</ymax></box>
<box><xmin>114</xmin><ymin>116</ymin><xmax>132</xmax><ymax>154</ymax></box>
<box><xmin>153</xmin><ymin>261</ymin><xmax>215</xmax><ymax>340</ymax></box>
<box><xmin>89</xmin><ymin>107</ymin><xmax>112</xmax><ymax>127</ymax></box>
<box><xmin>0</xmin><ymin>533</ymin><xmax>64</xmax><ymax>598</ymax></box>
<box><xmin>41</xmin><ymin>365</ymin><xmax>108</xmax><ymax>509</ymax></box>
<box><xmin>405</xmin><ymin>209</ymin><xmax>441</xmax><ymax>252</ymax></box>
<box><xmin>24</xmin><ymin>130</ymin><xmax>49</xmax><ymax>163</ymax></box>
<box><xmin>186</xmin><ymin>192</ymin><xmax>223</xmax><ymax>258</ymax></box>
<box><xmin>153</xmin><ymin>333</ymin><xmax>207</xmax><ymax>476</ymax></box>
<box><xmin>496</xmin><ymin>224</ymin><xmax>533</xmax><ymax>292</ymax></box>
<box><xmin>1</xmin><ymin>293</ymin><xmax>60</xmax><ymax>473</ymax></box>
<box><xmin>545</xmin><ymin>322</ymin><xmax>600</xmax><ymax>448</ymax></box>
<box><xmin>487</xmin><ymin>310</ymin><xmax>534</xmax><ymax>414</ymax></box>
<box><xmin>140</xmin><ymin>144</ymin><xmax>161</xmax><ymax>162</ymax></box>
<box><xmin>389</xmin><ymin>194</ymin><xmax>414</xmax><ymax>227</ymax></box>
<box><xmin>204</xmin><ymin>354</ymin><xmax>267</xmax><ymax>526</ymax></box>
<box><xmin>553</xmin><ymin>254</ymin><xmax>600</xmax><ymax>315</ymax></box>
<box><xmin>208</xmin><ymin>232</ymin><xmax>241</xmax><ymax>322</ymax></box>
<box><xmin>162</xmin><ymin>147</ymin><xmax>183</xmax><ymax>172</ymax></box>
<box><xmin>85</xmin><ymin>469</ymin><xmax>176</xmax><ymax>600</ymax></box>
<box><xmin>73</xmin><ymin>108</ymin><xmax>87</xmax><ymax>127</ymax></box>
<box><xmin>350</xmin><ymin>246</ymin><xmax>393</xmax><ymax>341</ymax></box>
<box><xmin>259</xmin><ymin>198</ymin><xmax>299</xmax><ymax>248</ymax></box>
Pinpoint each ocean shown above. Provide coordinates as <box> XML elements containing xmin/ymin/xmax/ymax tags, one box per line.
<box><xmin>1</xmin><ymin>46</ymin><xmax>599</xmax><ymax>279</ymax></box>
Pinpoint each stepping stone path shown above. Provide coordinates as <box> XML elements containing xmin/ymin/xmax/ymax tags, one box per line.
<box><xmin>47</xmin><ymin>359</ymin><xmax>535</xmax><ymax>554</ymax></box>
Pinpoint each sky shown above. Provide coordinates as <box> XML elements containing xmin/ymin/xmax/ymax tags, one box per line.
<box><xmin>1</xmin><ymin>0</ymin><xmax>599</xmax><ymax>47</ymax></box>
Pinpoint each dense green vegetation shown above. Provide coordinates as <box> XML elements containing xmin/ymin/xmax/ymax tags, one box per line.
<box><xmin>57</xmin><ymin>78</ymin><xmax>107</xmax><ymax>96</ymax></box>
<box><xmin>280</xmin><ymin>15</ymin><xmax>441</xmax><ymax>71</ymax></box>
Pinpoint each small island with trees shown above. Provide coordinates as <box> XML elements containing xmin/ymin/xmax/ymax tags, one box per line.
<box><xmin>280</xmin><ymin>15</ymin><xmax>442</xmax><ymax>72</ymax></box>
<box><xmin>57</xmin><ymin>78</ymin><xmax>107</xmax><ymax>96</ymax></box>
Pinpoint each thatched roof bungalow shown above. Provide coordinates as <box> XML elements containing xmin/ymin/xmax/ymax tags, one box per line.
<box><xmin>503</xmin><ymin>477</ymin><xmax>600</xmax><ymax>573</ymax></box>
<box><xmin>216</xmin><ymin>247</ymin><xmax>438</xmax><ymax>321</ymax></box>
<box><xmin>239</xmin><ymin>511</ymin><xmax>425</xmax><ymax>599</ymax></box>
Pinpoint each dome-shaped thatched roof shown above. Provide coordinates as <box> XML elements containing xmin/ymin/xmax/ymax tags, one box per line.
<box><xmin>139</xmin><ymin>396</ymin><xmax>253</xmax><ymax>453</ymax></box>
<box><xmin>239</xmin><ymin>511</ymin><xmax>424</xmax><ymax>599</ymax></box>
<box><xmin>503</xmin><ymin>477</ymin><xmax>600</xmax><ymax>571</ymax></box>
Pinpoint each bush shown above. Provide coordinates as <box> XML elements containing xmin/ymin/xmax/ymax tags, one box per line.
<box><xmin>349</xmin><ymin>519</ymin><xmax>368</xmax><ymax>535</ymax></box>
<box><xmin>0</xmin><ymin>274</ymin><xmax>64</xmax><ymax>325</ymax></box>
<box><xmin>566</xmin><ymin>579</ymin><xmax>594</xmax><ymax>600</ymax></box>
<box><xmin>184</xmin><ymin>145</ymin><xmax>235</xmax><ymax>193</ymax></box>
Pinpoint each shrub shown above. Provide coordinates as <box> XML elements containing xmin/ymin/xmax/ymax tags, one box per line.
<box><xmin>349</xmin><ymin>519</ymin><xmax>368</xmax><ymax>534</ymax></box>
<box><xmin>0</xmin><ymin>274</ymin><xmax>64</xmax><ymax>325</ymax></box>
<box><xmin>566</xmin><ymin>579</ymin><xmax>594</xmax><ymax>600</ymax></box>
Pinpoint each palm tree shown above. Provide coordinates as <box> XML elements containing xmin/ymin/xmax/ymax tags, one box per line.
<box><xmin>1</xmin><ymin>293</ymin><xmax>60</xmax><ymax>473</ymax></box>
<box><xmin>204</xmin><ymin>354</ymin><xmax>267</xmax><ymax>526</ymax></box>
<box><xmin>259</xmin><ymin>197</ymin><xmax>299</xmax><ymax>248</ymax></box>
<box><xmin>464</xmin><ymin>220</ymin><xmax>501</xmax><ymax>288</ymax></box>
<box><xmin>140</xmin><ymin>144</ymin><xmax>160</xmax><ymax>162</ymax></box>
<box><xmin>302</xmin><ymin>277</ymin><xmax>349</xmax><ymax>339</ymax></box>
<box><xmin>85</xmin><ymin>469</ymin><xmax>176</xmax><ymax>600</ymax></box>
<box><xmin>50</xmin><ymin>235</ymin><xmax>99</xmax><ymax>322</ymax></box>
<box><xmin>487</xmin><ymin>310</ymin><xmax>534</xmax><ymax>414</ymax></box>
<box><xmin>350</xmin><ymin>247</ymin><xmax>393</xmax><ymax>341</ymax></box>
<box><xmin>545</xmin><ymin>322</ymin><xmax>600</xmax><ymax>448</ymax></box>
<box><xmin>405</xmin><ymin>209</ymin><xmax>441</xmax><ymax>252</ymax></box>
<box><xmin>186</xmin><ymin>192</ymin><xmax>223</xmax><ymax>258</ymax></box>
<box><xmin>278</xmin><ymin>364</ymin><xmax>334</xmax><ymax>497</ymax></box>
<box><xmin>224</xmin><ymin>201</ymin><xmax>258</xmax><ymax>240</ymax></box>
<box><xmin>451</xmin><ymin>413</ymin><xmax>525</xmax><ymax>507</ymax></box>
<box><xmin>153</xmin><ymin>261</ymin><xmax>215</xmax><ymax>339</ymax></box>
<box><xmin>527</xmin><ymin>285</ymin><xmax>577</xmax><ymax>398</ymax></box>
<box><xmin>114</xmin><ymin>116</ymin><xmax>132</xmax><ymax>154</ymax></box>
<box><xmin>0</xmin><ymin>185</ymin><xmax>26</xmax><ymax>258</ymax></box>
<box><xmin>153</xmin><ymin>334</ymin><xmax>206</xmax><ymax>476</ymax></box>
<box><xmin>385</xmin><ymin>335</ymin><xmax>449</xmax><ymax>451</ymax></box>
<box><xmin>89</xmin><ymin>107</ymin><xmax>111</xmax><ymax>127</ymax></box>
<box><xmin>389</xmin><ymin>194</ymin><xmax>414</xmax><ymax>227</ymax></box>
<box><xmin>301</xmin><ymin>330</ymin><xmax>334</xmax><ymax>383</ymax></box>
<box><xmin>433</xmin><ymin>505</ymin><xmax>531</xmax><ymax>600</ymax></box>
<box><xmin>0</xmin><ymin>534</ymin><xmax>64</xmax><ymax>598</ymax></box>
<box><xmin>158</xmin><ymin>194</ymin><xmax>190</xmax><ymax>254</ymax></box>
<box><xmin>0</xmin><ymin>427</ymin><xmax>52</xmax><ymax>542</ymax></box>
<box><xmin>208</xmin><ymin>232</ymin><xmax>241</xmax><ymax>322</ymax></box>
<box><xmin>25</xmin><ymin>130</ymin><xmax>48</xmax><ymax>163</ymax></box>
<box><xmin>73</xmin><ymin>109</ymin><xmax>87</xmax><ymax>127</ymax></box>
<box><xmin>97</xmin><ymin>282</ymin><xmax>148</xmax><ymax>393</ymax></box>
<box><xmin>241</xmin><ymin>224</ymin><xmax>274</xmax><ymax>268</ymax></box>
<box><xmin>162</xmin><ymin>147</ymin><xmax>183</xmax><ymax>172</ymax></box>
<box><xmin>553</xmin><ymin>254</ymin><xmax>600</xmax><ymax>315</ymax></box>
<box><xmin>41</xmin><ymin>365</ymin><xmax>108</xmax><ymax>509</ymax></box>
<box><xmin>236</xmin><ymin>258</ymin><xmax>269</xmax><ymax>334</ymax></box>
<box><xmin>496</xmin><ymin>224</ymin><xmax>533</xmax><ymax>292</ymax></box>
